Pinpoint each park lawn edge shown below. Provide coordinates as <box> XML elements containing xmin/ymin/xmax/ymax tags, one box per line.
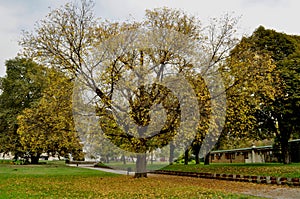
<box><xmin>0</xmin><ymin>161</ymin><xmax>264</xmax><ymax>199</ymax></box>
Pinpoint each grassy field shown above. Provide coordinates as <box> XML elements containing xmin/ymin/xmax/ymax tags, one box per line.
<box><xmin>105</xmin><ymin>161</ymin><xmax>169</xmax><ymax>171</ymax></box>
<box><xmin>0</xmin><ymin>161</ymin><xmax>262</xmax><ymax>199</ymax></box>
<box><xmin>163</xmin><ymin>163</ymin><xmax>300</xmax><ymax>178</ymax></box>
<box><xmin>104</xmin><ymin>160</ymin><xmax>300</xmax><ymax>178</ymax></box>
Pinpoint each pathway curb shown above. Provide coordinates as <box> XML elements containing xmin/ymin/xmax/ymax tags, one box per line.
<box><xmin>149</xmin><ymin>170</ymin><xmax>300</xmax><ymax>187</ymax></box>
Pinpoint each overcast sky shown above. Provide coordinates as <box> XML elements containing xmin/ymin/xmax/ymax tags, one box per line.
<box><xmin>1</xmin><ymin>0</ymin><xmax>300</xmax><ymax>77</ymax></box>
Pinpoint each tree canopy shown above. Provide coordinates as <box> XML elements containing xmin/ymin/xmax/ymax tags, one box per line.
<box><xmin>244</xmin><ymin>26</ymin><xmax>300</xmax><ymax>163</ymax></box>
<box><xmin>17</xmin><ymin>69</ymin><xmax>84</xmax><ymax>163</ymax></box>
<box><xmin>216</xmin><ymin>26</ymin><xmax>300</xmax><ymax>164</ymax></box>
<box><xmin>0</xmin><ymin>58</ymin><xmax>47</xmax><ymax>158</ymax></box>
<box><xmin>20</xmin><ymin>0</ymin><xmax>241</xmax><ymax>176</ymax></box>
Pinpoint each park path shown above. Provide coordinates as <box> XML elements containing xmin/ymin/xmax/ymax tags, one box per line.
<box><xmin>68</xmin><ymin>164</ymin><xmax>135</xmax><ymax>175</ymax></box>
<box><xmin>69</xmin><ymin>164</ymin><xmax>300</xmax><ymax>199</ymax></box>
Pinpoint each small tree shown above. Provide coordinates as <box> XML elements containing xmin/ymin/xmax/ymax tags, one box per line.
<box><xmin>17</xmin><ymin>68</ymin><xmax>84</xmax><ymax>164</ymax></box>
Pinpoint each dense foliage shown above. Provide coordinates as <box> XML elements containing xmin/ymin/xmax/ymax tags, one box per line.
<box><xmin>240</xmin><ymin>26</ymin><xmax>300</xmax><ymax>163</ymax></box>
<box><xmin>0</xmin><ymin>58</ymin><xmax>84</xmax><ymax>163</ymax></box>
<box><xmin>0</xmin><ymin>58</ymin><xmax>47</xmax><ymax>159</ymax></box>
<box><xmin>0</xmin><ymin>0</ymin><xmax>298</xmax><ymax>169</ymax></box>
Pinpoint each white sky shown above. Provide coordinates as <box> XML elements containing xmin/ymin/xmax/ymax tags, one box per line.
<box><xmin>1</xmin><ymin>0</ymin><xmax>300</xmax><ymax>77</ymax></box>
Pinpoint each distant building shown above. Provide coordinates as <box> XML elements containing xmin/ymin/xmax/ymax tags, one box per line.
<box><xmin>210</xmin><ymin>139</ymin><xmax>300</xmax><ymax>164</ymax></box>
<box><xmin>0</xmin><ymin>152</ymin><xmax>13</xmax><ymax>160</ymax></box>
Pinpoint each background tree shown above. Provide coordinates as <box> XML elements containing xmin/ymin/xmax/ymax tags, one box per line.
<box><xmin>218</xmin><ymin>37</ymin><xmax>277</xmax><ymax>146</ymax></box>
<box><xmin>0</xmin><ymin>58</ymin><xmax>47</xmax><ymax>159</ymax></box>
<box><xmin>215</xmin><ymin>27</ymin><xmax>300</xmax><ymax>164</ymax></box>
<box><xmin>186</xmin><ymin>37</ymin><xmax>277</xmax><ymax>165</ymax></box>
<box><xmin>238</xmin><ymin>26</ymin><xmax>300</xmax><ymax>164</ymax></box>
<box><xmin>185</xmin><ymin>75</ymin><xmax>211</xmax><ymax>165</ymax></box>
<box><xmin>17</xmin><ymin>69</ymin><xmax>84</xmax><ymax>164</ymax></box>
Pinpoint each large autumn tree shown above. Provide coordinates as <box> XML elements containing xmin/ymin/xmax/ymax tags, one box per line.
<box><xmin>216</xmin><ymin>27</ymin><xmax>300</xmax><ymax>164</ymax></box>
<box><xmin>242</xmin><ymin>26</ymin><xmax>300</xmax><ymax>164</ymax></box>
<box><xmin>21</xmin><ymin>0</ymin><xmax>241</xmax><ymax>177</ymax></box>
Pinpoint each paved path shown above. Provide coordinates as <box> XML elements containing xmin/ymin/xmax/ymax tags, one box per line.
<box><xmin>68</xmin><ymin>164</ymin><xmax>134</xmax><ymax>175</ymax></box>
<box><xmin>83</xmin><ymin>166</ymin><xmax>134</xmax><ymax>175</ymax></box>
<box><xmin>240</xmin><ymin>186</ymin><xmax>300</xmax><ymax>199</ymax></box>
<box><xmin>68</xmin><ymin>164</ymin><xmax>300</xmax><ymax>199</ymax></box>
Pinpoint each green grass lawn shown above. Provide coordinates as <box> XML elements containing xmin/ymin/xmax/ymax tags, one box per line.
<box><xmin>105</xmin><ymin>161</ymin><xmax>169</xmax><ymax>171</ymax></box>
<box><xmin>163</xmin><ymin>163</ymin><xmax>300</xmax><ymax>178</ymax></box>
<box><xmin>0</xmin><ymin>161</ymin><xmax>263</xmax><ymax>199</ymax></box>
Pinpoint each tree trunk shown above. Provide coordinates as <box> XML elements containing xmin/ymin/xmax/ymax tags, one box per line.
<box><xmin>121</xmin><ymin>154</ymin><xmax>126</xmax><ymax>164</ymax></box>
<box><xmin>131</xmin><ymin>155</ymin><xmax>135</xmax><ymax>163</ymax></box>
<box><xmin>277</xmin><ymin>118</ymin><xmax>292</xmax><ymax>164</ymax></box>
<box><xmin>30</xmin><ymin>154</ymin><xmax>40</xmax><ymax>164</ymax></box>
<box><xmin>13</xmin><ymin>154</ymin><xmax>18</xmax><ymax>161</ymax></box>
<box><xmin>204</xmin><ymin>152</ymin><xmax>210</xmax><ymax>165</ymax></box>
<box><xmin>282</xmin><ymin>143</ymin><xmax>291</xmax><ymax>164</ymax></box>
<box><xmin>193</xmin><ymin>142</ymin><xmax>201</xmax><ymax>165</ymax></box>
<box><xmin>150</xmin><ymin>152</ymin><xmax>154</xmax><ymax>165</ymax></box>
<box><xmin>134</xmin><ymin>153</ymin><xmax>147</xmax><ymax>178</ymax></box>
<box><xmin>195</xmin><ymin>149</ymin><xmax>200</xmax><ymax>165</ymax></box>
<box><xmin>169</xmin><ymin>142</ymin><xmax>175</xmax><ymax>164</ymax></box>
<box><xmin>184</xmin><ymin>148</ymin><xmax>189</xmax><ymax>165</ymax></box>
